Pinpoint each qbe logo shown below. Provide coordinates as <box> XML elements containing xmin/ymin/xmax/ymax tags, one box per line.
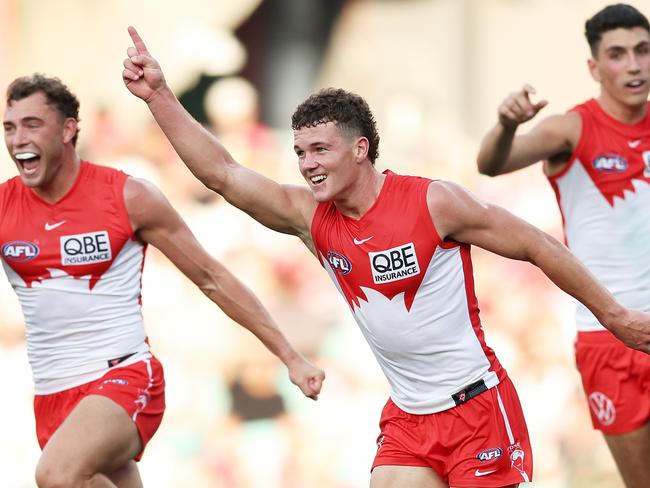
<box><xmin>369</xmin><ymin>242</ymin><xmax>420</xmax><ymax>284</ymax></box>
<box><xmin>2</xmin><ymin>241</ymin><xmax>40</xmax><ymax>262</ymax></box>
<box><xmin>60</xmin><ymin>231</ymin><xmax>112</xmax><ymax>266</ymax></box>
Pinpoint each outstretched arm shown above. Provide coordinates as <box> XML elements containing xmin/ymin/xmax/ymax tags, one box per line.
<box><xmin>476</xmin><ymin>84</ymin><xmax>579</xmax><ymax>176</ymax></box>
<box><xmin>124</xmin><ymin>176</ymin><xmax>325</xmax><ymax>399</ymax></box>
<box><xmin>122</xmin><ymin>26</ymin><xmax>316</xmax><ymax>242</ymax></box>
<box><xmin>428</xmin><ymin>180</ymin><xmax>650</xmax><ymax>353</ymax></box>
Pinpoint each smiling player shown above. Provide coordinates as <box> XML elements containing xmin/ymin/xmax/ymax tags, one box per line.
<box><xmin>1</xmin><ymin>73</ymin><xmax>324</xmax><ymax>488</ymax></box>
<box><xmin>477</xmin><ymin>4</ymin><xmax>650</xmax><ymax>486</ymax></box>
<box><xmin>124</xmin><ymin>25</ymin><xmax>650</xmax><ymax>487</ymax></box>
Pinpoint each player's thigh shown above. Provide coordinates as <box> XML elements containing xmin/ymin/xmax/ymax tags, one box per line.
<box><xmin>370</xmin><ymin>465</ymin><xmax>446</xmax><ymax>488</ymax></box>
<box><xmin>40</xmin><ymin>394</ymin><xmax>141</xmax><ymax>475</ymax></box>
<box><xmin>604</xmin><ymin>420</ymin><xmax>650</xmax><ymax>488</ymax></box>
<box><xmin>106</xmin><ymin>460</ymin><xmax>143</xmax><ymax>488</ymax></box>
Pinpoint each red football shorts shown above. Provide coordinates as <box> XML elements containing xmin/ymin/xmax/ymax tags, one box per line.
<box><xmin>372</xmin><ymin>376</ymin><xmax>532</xmax><ymax>487</ymax></box>
<box><xmin>33</xmin><ymin>356</ymin><xmax>165</xmax><ymax>460</ymax></box>
<box><xmin>575</xmin><ymin>330</ymin><xmax>650</xmax><ymax>435</ymax></box>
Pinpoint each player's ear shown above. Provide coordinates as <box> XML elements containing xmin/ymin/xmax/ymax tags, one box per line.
<box><xmin>355</xmin><ymin>137</ymin><xmax>369</xmax><ymax>162</ymax></box>
<box><xmin>587</xmin><ymin>57</ymin><xmax>601</xmax><ymax>83</ymax></box>
<box><xmin>62</xmin><ymin>118</ymin><xmax>78</xmax><ymax>145</ymax></box>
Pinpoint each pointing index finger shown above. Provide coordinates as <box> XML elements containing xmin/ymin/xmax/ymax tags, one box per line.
<box><xmin>522</xmin><ymin>83</ymin><xmax>536</xmax><ymax>96</ymax></box>
<box><xmin>128</xmin><ymin>26</ymin><xmax>150</xmax><ymax>55</ymax></box>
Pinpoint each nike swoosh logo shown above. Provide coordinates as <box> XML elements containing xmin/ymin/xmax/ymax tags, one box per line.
<box><xmin>353</xmin><ymin>236</ymin><xmax>373</xmax><ymax>245</ymax></box>
<box><xmin>44</xmin><ymin>221</ymin><xmax>66</xmax><ymax>231</ymax></box>
<box><xmin>628</xmin><ymin>139</ymin><xmax>641</xmax><ymax>148</ymax></box>
<box><xmin>474</xmin><ymin>469</ymin><xmax>498</xmax><ymax>477</ymax></box>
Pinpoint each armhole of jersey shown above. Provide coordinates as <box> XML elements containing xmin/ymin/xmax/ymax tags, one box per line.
<box><xmin>547</xmin><ymin>108</ymin><xmax>585</xmax><ymax>182</ymax></box>
<box><xmin>309</xmin><ymin>202</ymin><xmax>327</xmax><ymax>251</ymax></box>
<box><xmin>116</xmin><ymin>172</ymin><xmax>136</xmax><ymax>237</ymax></box>
<box><xmin>0</xmin><ymin>183</ymin><xmax>5</xmax><ymax>220</ymax></box>
<box><xmin>423</xmin><ymin>180</ymin><xmax>457</xmax><ymax>250</ymax></box>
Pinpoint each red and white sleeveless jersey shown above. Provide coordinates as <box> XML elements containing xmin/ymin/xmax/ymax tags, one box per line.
<box><xmin>548</xmin><ymin>100</ymin><xmax>650</xmax><ymax>332</ymax></box>
<box><xmin>310</xmin><ymin>171</ymin><xmax>505</xmax><ymax>414</ymax></box>
<box><xmin>0</xmin><ymin>161</ymin><xmax>150</xmax><ymax>394</ymax></box>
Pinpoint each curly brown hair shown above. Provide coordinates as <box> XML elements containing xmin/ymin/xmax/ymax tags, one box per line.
<box><xmin>291</xmin><ymin>88</ymin><xmax>380</xmax><ymax>164</ymax></box>
<box><xmin>7</xmin><ymin>74</ymin><xmax>81</xmax><ymax>146</ymax></box>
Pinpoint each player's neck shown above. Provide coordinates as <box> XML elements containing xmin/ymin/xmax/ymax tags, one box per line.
<box><xmin>597</xmin><ymin>93</ymin><xmax>648</xmax><ymax>125</ymax></box>
<box><xmin>334</xmin><ymin>167</ymin><xmax>385</xmax><ymax>220</ymax></box>
<box><xmin>32</xmin><ymin>152</ymin><xmax>81</xmax><ymax>204</ymax></box>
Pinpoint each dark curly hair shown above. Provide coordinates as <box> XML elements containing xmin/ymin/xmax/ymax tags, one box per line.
<box><xmin>6</xmin><ymin>74</ymin><xmax>81</xmax><ymax>146</ymax></box>
<box><xmin>585</xmin><ymin>4</ymin><xmax>650</xmax><ymax>57</ymax></box>
<box><xmin>291</xmin><ymin>88</ymin><xmax>380</xmax><ymax>164</ymax></box>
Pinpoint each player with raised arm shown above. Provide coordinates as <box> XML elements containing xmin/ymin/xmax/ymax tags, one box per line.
<box><xmin>123</xmin><ymin>26</ymin><xmax>650</xmax><ymax>487</ymax></box>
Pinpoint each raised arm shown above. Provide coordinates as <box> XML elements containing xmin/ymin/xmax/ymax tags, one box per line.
<box><xmin>124</xmin><ymin>176</ymin><xmax>325</xmax><ymax>399</ymax></box>
<box><xmin>121</xmin><ymin>26</ymin><xmax>316</xmax><ymax>243</ymax></box>
<box><xmin>476</xmin><ymin>84</ymin><xmax>580</xmax><ymax>176</ymax></box>
<box><xmin>427</xmin><ymin>180</ymin><xmax>650</xmax><ymax>353</ymax></box>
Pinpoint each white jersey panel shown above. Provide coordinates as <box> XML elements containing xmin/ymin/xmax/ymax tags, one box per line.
<box><xmin>323</xmin><ymin>245</ymin><xmax>498</xmax><ymax>414</ymax></box>
<box><xmin>555</xmin><ymin>160</ymin><xmax>650</xmax><ymax>331</ymax></box>
<box><xmin>3</xmin><ymin>238</ymin><xmax>149</xmax><ymax>393</ymax></box>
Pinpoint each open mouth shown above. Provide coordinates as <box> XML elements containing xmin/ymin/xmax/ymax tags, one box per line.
<box><xmin>15</xmin><ymin>152</ymin><xmax>41</xmax><ymax>175</ymax></box>
<box><xmin>310</xmin><ymin>174</ymin><xmax>327</xmax><ymax>185</ymax></box>
<box><xmin>625</xmin><ymin>79</ymin><xmax>646</xmax><ymax>90</ymax></box>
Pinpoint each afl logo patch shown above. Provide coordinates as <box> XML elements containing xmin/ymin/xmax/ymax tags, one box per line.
<box><xmin>476</xmin><ymin>447</ymin><xmax>502</xmax><ymax>462</ymax></box>
<box><xmin>592</xmin><ymin>154</ymin><xmax>628</xmax><ymax>172</ymax></box>
<box><xmin>327</xmin><ymin>251</ymin><xmax>352</xmax><ymax>275</ymax></box>
<box><xmin>2</xmin><ymin>241</ymin><xmax>40</xmax><ymax>262</ymax></box>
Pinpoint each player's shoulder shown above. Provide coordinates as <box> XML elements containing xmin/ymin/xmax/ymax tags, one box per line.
<box><xmin>537</xmin><ymin>109</ymin><xmax>581</xmax><ymax>130</ymax></box>
<box><xmin>382</xmin><ymin>169</ymin><xmax>433</xmax><ymax>194</ymax></box>
<box><xmin>0</xmin><ymin>172</ymin><xmax>23</xmax><ymax>186</ymax></box>
<box><xmin>78</xmin><ymin>161</ymin><xmax>132</xmax><ymax>192</ymax></box>
<box><xmin>529</xmin><ymin>110</ymin><xmax>582</xmax><ymax>151</ymax></box>
<box><xmin>0</xmin><ymin>175</ymin><xmax>28</xmax><ymax>218</ymax></box>
<box><xmin>426</xmin><ymin>180</ymin><xmax>470</xmax><ymax>210</ymax></box>
<box><xmin>428</xmin><ymin>179</ymin><xmax>464</xmax><ymax>195</ymax></box>
<box><xmin>0</xmin><ymin>174</ymin><xmax>24</xmax><ymax>198</ymax></box>
<box><xmin>568</xmin><ymin>98</ymin><xmax>595</xmax><ymax>113</ymax></box>
<box><xmin>564</xmin><ymin>98</ymin><xmax>601</xmax><ymax>127</ymax></box>
<box><xmin>123</xmin><ymin>174</ymin><xmax>161</xmax><ymax>201</ymax></box>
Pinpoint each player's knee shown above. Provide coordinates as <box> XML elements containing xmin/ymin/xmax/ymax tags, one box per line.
<box><xmin>35</xmin><ymin>456</ymin><xmax>91</xmax><ymax>488</ymax></box>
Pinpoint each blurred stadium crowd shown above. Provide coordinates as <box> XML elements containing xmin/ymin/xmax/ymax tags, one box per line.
<box><xmin>0</xmin><ymin>0</ymin><xmax>628</xmax><ymax>486</ymax></box>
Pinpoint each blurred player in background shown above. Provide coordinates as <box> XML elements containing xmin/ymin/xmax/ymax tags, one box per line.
<box><xmin>123</xmin><ymin>26</ymin><xmax>650</xmax><ymax>488</ymax></box>
<box><xmin>477</xmin><ymin>3</ymin><xmax>650</xmax><ymax>487</ymax></box>
<box><xmin>1</xmin><ymin>73</ymin><xmax>324</xmax><ymax>488</ymax></box>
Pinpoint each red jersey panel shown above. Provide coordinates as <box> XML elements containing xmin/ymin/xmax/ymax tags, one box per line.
<box><xmin>0</xmin><ymin>161</ymin><xmax>150</xmax><ymax>393</ymax></box>
<box><xmin>310</xmin><ymin>171</ymin><xmax>505</xmax><ymax>414</ymax></box>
